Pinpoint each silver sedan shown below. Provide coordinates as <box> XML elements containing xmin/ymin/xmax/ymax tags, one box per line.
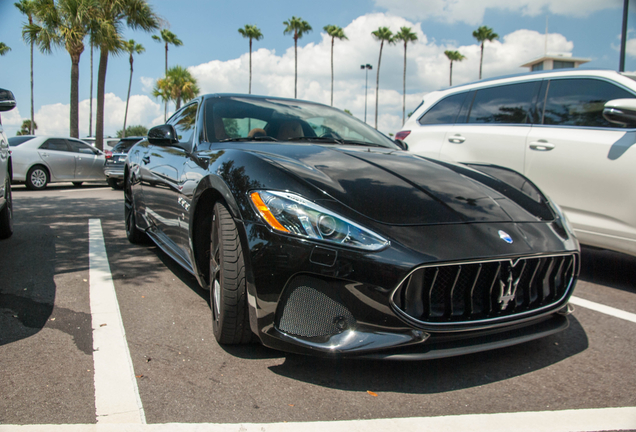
<box><xmin>10</xmin><ymin>136</ymin><xmax>106</xmax><ymax>190</ymax></box>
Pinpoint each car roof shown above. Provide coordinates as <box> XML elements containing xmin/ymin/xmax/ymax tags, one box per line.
<box><xmin>12</xmin><ymin>136</ymin><xmax>92</xmax><ymax>148</ymax></box>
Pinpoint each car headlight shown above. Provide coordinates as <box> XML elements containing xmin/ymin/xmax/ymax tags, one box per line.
<box><xmin>548</xmin><ymin>197</ymin><xmax>576</xmax><ymax>237</ymax></box>
<box><xmin>249</xmin><ymin>190</ymin><xmax>389</xmax><ymax>251</ymax></box>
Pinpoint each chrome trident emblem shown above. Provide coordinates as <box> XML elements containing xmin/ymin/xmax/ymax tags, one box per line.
<box><xmin>498</xmin><ymin>269</ymin><xmax>521</xmax><ymax>310</ymax></box>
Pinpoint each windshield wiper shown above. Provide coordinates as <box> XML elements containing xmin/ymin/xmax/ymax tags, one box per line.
<box><xmin>340</xmin><ymin>139</ymin><xmax>385</xmax><ymax>148</ymax></box>
<box><xmin>220</xmin><ymin>136</ymin><xmax>278</xmax><ymax>142</ymax></box>
<box><xmin>285</xmin><ymin>136</ymin><xmax>344</xmax><ymax>144</ymax></box>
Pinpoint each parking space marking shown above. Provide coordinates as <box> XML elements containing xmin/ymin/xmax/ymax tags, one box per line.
<box><xmin>570</xmin><ymin>296</ymin><xmax>636</xmax><ymax>324</ymax></box>
<box><xmin>89</xmin><ymin>219</ymin><xmax>145</xmax><ymax>424</ymax></box>
<box><xmin>0</xmin><ymin>406</ymin><xmax>635</xmax><ymax>431</ymax></box>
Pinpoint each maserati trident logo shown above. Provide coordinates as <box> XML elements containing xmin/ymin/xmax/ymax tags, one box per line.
<box><xmin>498</xmin><ymin>230</ymin><xmax>513</xmax><ymax>244</ymax></box>
<box><xmin>498</xmin><ymin>266</ymin><xmax>521</xmax><ymax>310</ymax></box>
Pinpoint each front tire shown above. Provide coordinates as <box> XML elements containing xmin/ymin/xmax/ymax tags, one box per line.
<box><xmin>124</xmin><ymin>175</ymin><xmax>148</xmax><ymax>244</ymax></box>
<box><xmin>0</xmin><ymin>174</ymin><xmax>13</xmax><ymax>239</ymax></box>
<box><xmin>26</xmin><ymin>166</ymin><xmax>48</xmax><ymax>190</ymax></box>
<box><xmin>210</xmin><ymin>202</ymin><xmax>252</xmax><ymax>345</ymax></box>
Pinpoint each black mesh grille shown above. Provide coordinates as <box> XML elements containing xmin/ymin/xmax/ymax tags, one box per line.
<box><xmin>277</xmin><ymin>277</ymin><xmax>355</xmax><ymax>338</ymax></box>
<box><xmin>393</xmin><ymin>254</ymin><xmax>577</xmax><ymax>325</ymax></box>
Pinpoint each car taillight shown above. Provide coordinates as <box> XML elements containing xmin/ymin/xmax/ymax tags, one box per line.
<box><xmin>395</xmin><ymin>131</ymin><xmax>411</xmax><ymax>141</ymax></box>
<box><xmin>105</xmin><ymin>150</ymin><xmax>112</xmax><ymax>159</ymax></box>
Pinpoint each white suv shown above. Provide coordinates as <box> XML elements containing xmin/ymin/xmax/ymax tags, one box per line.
<box><xmin>399</xmin><ymin>69</ymin><xmax>636</xmax><ymax>257</ymax></box>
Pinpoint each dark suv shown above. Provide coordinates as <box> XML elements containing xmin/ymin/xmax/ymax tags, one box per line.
<box><xmin>0</xmin><ymin>88</ymin><xmax>16</xmax><ymax>239</ymax></box>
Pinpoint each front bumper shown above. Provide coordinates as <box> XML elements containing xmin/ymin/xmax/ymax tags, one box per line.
<box><xmin>241</xmin><ymin>219</ymin><xmax>579</xmax><ymax>359</ymax></box>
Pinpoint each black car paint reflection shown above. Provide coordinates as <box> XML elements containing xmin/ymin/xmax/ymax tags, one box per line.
<box><xmin>125</xmin><ymin>94</ymin><xmax>580</xmax><ymax>360</ymax></box>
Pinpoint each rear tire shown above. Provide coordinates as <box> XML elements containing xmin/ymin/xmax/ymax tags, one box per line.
<box><xmin>124</xmin><ymin>175</ymin><xmax>148</xmax><ymax>244</ymax></box>
<box><xmin>107</xmin><ymin>178</ymin><xmax>120</xmax><ymax>189</ymax></box>
<box><xmin>26</xmin><ymin>166</ymin><xmax>48</xmax><ymax>190</ymax></box>
<box><xmin>0</xmin><ymin>175</ymin><xmax>13</xmax><ymax>239</ymax></box>
<box><xmin>210</xmin><ymin>202</ymin><xmax>252</xmax><ymax>345</ymax></box>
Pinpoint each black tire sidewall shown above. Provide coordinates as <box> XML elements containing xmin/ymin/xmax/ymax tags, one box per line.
<box><xmin>26</xmin><ymin>166</ymin><xmax>48</xmax><ymax>190</ymax></box>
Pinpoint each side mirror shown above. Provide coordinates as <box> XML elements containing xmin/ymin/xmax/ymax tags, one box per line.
<box><xmin>395</xmin><ymin>139</ymin><xmax>409</xmax><ymax>151</ymax></box>
<box><xmin>603</xmin><ymin>98</ymin><xmax>636</xmax><ymax>127</ymax></box>
<box><xmin>148</xmin><ymin>124</ymin><xmax>179</xmax><ymax>145</ymax></box>
<box><xmin>0</xmin><ymin>88</ymin><xmax>17</xmax><ymax>112</ymax></box>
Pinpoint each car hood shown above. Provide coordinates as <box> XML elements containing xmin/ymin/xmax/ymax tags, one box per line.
<box><xmin>249</xmin><ymin>144</ymin><xmax>550</xmax><ymax>226</ymax></box>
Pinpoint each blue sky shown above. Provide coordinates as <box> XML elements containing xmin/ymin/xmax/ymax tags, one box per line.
<box><xmin>0</xmin><ymin>0</ymin><xmax>633</xmax><ymax>137</ymax></box>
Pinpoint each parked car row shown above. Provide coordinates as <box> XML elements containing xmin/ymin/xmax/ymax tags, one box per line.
<box><xmin>399</xmin><ymin>69</ymin><xmax>636</xmax><ymax>258</ymax></box>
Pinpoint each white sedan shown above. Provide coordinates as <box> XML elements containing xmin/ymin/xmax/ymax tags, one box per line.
<box><xmin>10</xmin><ymin>136</ymin><xmax>106</xmax><ymax>190</ymax></box>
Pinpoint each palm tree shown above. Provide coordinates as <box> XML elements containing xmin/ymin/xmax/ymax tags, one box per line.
<box><xmin>93</xmin><ymin>0</ymin><xmax>159</xmax><ymax>150</ymax></box>
<box><xmin>15</xmin><ymin>0</ymin><xmax>38</xmax><ymax>135</ymax></box>
<box><xmin>394</xmin><ymin>27</ymin><xmax>417</xmax><ymax>125</ymax></box>
<box><xmin>238</xmin><ymin>24</ymin><xmax>263</xmax><ymax>94</ymax></box>
<box><xmin>153</xmin><ymin>65</ymin><xmax>199</xmax><ymax>111</ymax></box>
<box><xmin>122</xmin><ymin>39</ymin><xmax>144</xmax><ymax>138</ymax></box>
<box><xmin>34</xmin><ymin>0</ymin><xmax>93</xmax><ymax>139</ymax></box>
<box><xmin>444</xmin><ymin>50</ymin><xmax>466</xmax><ymax>86</ymax></box>
<box><xmin>283</xmin><ymin>16</ymin><xmax>312</xmax><ymax>99</ymax></box>
<box><xmin>323</xmin><ymin>25</ymin><xmax>347</xmax><ymax>106</ymax></box>
<box><xmin>152</xmin><ymin>29</ymin><xmax>182</xmax><ymax>121</ymax></box>
<box><xmin>16</xmin><ymin>119</ymin><xmax>37</xmax><ymax>135</ymax></box>
<box><xmin>472</xmin><ymin>25</ymin><xmax>498</xmax><ymax>80</ymax></box>
<box><xmin>0</xmin><ymin>43</ymin><xmax>10</xmax><ymax>56</ymax></box>
<box><xmin>371</xmin><ymin>26</ymin><xmax>395</xmax><ymax>130</ymax></box>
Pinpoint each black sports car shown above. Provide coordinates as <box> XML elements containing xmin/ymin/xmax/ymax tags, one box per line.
<box><xmin>124</xmin><ymin>94</ymin><xmax>579</xmax><ymax>360</ymax></box>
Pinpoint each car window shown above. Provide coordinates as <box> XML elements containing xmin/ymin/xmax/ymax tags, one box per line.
<box><xmin>112</xmin><ymin>140</ymin><xmax>140</xmax><ymax>153</ymax></box>
<box><xmin>467</xmin><ymin>82</ymin><xmax>540</xmax><ymax>124</ymax></box>
<box><xmin>67</xmin><ymin>139</ymin><xmax>98</xmax><ymax>155</ymax></box>
<box><xmin>169</xmin><ymin>103</ymin><xmax>198</xmax><ymax>143</ymax></box>
<box><xmin>39</xmin><ymin>139</ymin><xmax>70</xmax><ymax>152</ymax></box>
<box><xmin>418</xmin><ymin>92</ymin><xmax>468</xmax><ymax>125</ymax></box>
<box><xmin>8</xmin><ymin>136</ymin><xmax>35</xmax><ymax>146</ymax></box>
<box><xmin>541</xmin><ymin>78</ymin><xmax>635</xmax><ymax>128</ymax></box>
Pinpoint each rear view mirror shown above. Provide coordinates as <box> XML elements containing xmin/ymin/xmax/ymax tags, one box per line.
<box><xmin>603</xmin><ymin>98</ymin><xmax>636</xmax><ymax>127</ymax></box>
<box><xmin>0</xmin><ymin>88</ymin><xmax>17</xmax><ymax>112</ymax></box>
<box><xmin>148</xmin><ymin>124</ymin><xmax>179</xmax><ymax>146</ymax></box>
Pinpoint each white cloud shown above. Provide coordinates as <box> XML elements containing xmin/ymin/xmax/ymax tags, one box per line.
<box><xmin>374</xmin><ymin>0</ymin><xmax>622</xmax><ymax>26</ymax></box>
<box><xmin>6</xmin><ymin>13</ymin><xmax>577</xmax><ymax>138</ymax></box>
<box><xmin>3</xmin><ymin>94</ymin><xmax>163</xmax><ymax>139</ymax></box>
<box><xmin>140</xmin><ymin>76</ymin><xmax>156</xmax><ymax>94</ymax></box>
<box><xmin>190</xmin><ymin>13</ymin><xmax>574</xmax><ymax>133</ymax></box>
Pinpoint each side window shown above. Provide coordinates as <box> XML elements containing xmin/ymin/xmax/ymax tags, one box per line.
<box><xmin>39</xmin><ymin>139</ymin><xmax>69</xmax><ymax>151</ymax></box>
<box><xmin>467</xmin><ymin>82</ymin><xmax>540</xmax><ymax>124</ymax></box>
<box><xmin>169</xmin><ymin>103</ymin><xmax>198</xmax><ymax>143</ymax></box>
<box><xmin>418</xmin><ymin>92</ymin><xmax>468</xmax><ymax>125</ymax></box>
<box><xmin>542</xmin><ymin>78</ymin><xmax>635</xmax><ymax>128</ymax></box>
<box><xmin>68</xmin><ymin>140</ymin><xmax>97</xmax><ymax>155</ymax></box>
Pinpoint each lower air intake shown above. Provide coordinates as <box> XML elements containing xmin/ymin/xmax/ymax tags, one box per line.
<box><xmin>277</xmin><ymin>276</ymin><xmax>355</xmax><ymax>338</ymax></box>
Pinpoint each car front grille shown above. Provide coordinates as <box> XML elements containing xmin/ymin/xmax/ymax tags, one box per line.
<box><xmin>392</xmin><ymin>253</ymin><xmax>578</xmax><ymax>327</ymax></box>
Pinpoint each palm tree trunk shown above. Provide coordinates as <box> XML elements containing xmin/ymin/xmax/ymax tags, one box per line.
<box><xmin>449</xmin><ymin>60</ymin><xmax>453</xmax><ymax>86</ymax></box>
<box><xmin>402</xmin><ymin>42</ymin><xmax>407</xmax><ymax>125</ymax></box>
<box><xmin>30</xmin><ymin>40</ymin><xmax>34</xmax><ymax>135</ymax></box>
<box><xmin>249</xmin><ymin>38</ymin><xmax>252</xmax><ymax>94</ymax></box>
<box><xmin>164</xmin><ymin>42</ymin><xmax>168</xmax><ymax>121</ymax></box>
<box><xmin>294</xmin><ymin>36</ymin><xmax>298</xmax><ymax>99</ymax></box>
<box><xmin>70</xmin><ymin>53</ymin><xmax>80</xmax><ymax>139</ymax></box>
<box><xmin>123</xmin><ymin>54</ymin><xmax>133</xmax><ymax>138</ymax></box>
<box><xmin>89</xmin><ymin>43</ymin><xmax>93</xmax><ymax>137</ymax></box>
<box><xmin>375</xmin><ymin>41</ymin><xmax>383</xmax><ymax>130</ymax></box>
<box><xmin>479</xmin><ymin>42</ymin><xmax>484</xmax><ymax>80</ymax></box>
<box><xmin>330</xmin><ymin>37</ymin><xmax>334</xmax><ymax>106</ymax></box>
<box><xmin>96</xmin><ymin>47</ymin><xmax>109</xmax><ymax>151</ymax></box>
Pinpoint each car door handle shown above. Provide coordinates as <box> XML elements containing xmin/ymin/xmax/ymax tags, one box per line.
<box><xmin>142</xmin><ymin>156</ymin><xmax>150</xmax><ymax>165</ymax></box>
<box><xmin>529</xmin><ymin>140</ymin><xmax>555</xmax><ymax>151</ymax></box>
<box><xmin>448</xmin><ymin>135</ymin><xmax>466</xmax><ymax>144</ymax></box>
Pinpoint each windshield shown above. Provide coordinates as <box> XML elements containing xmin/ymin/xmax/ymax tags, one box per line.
<box><xmin>8</xmin><ymin>136</ymin><xmax>35</xmax><ymax>146</ymax></box>
<box><xmin>204</xmin><ymin>97</ymin><xmax>398</xmax><ymax>149</ymax></box>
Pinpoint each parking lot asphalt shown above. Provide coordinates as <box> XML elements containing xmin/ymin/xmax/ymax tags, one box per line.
<box><xmin>0</xmin><ymin>184</ymin><xmax>635</xmax><ymax>431</ymax></box>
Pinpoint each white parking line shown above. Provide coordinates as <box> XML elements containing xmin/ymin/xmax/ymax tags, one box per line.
<box><xmin>0</xmin><ymin>406</ymin><xmax>635</xmax><ymax>431</ymax></box>
<box><xmin>570</xmin><ymin>296</ymin><xmax>636</xmax><ymax>324</ymax></box>
<box><xmin>59</xmin><ymin>187</ymin><xmax>111</xmax><ymax>193</ymax></box>
<box><xmin>89</xmin><ymin>219</ymin><xmax>145</xmax><ymax>424</ymax></box>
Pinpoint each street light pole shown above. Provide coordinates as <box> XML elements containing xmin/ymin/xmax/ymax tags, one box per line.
<box><xmin>361</xmin><ymin>64</ymin><xmax>372</xmax><ymax>123</ymax></box>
